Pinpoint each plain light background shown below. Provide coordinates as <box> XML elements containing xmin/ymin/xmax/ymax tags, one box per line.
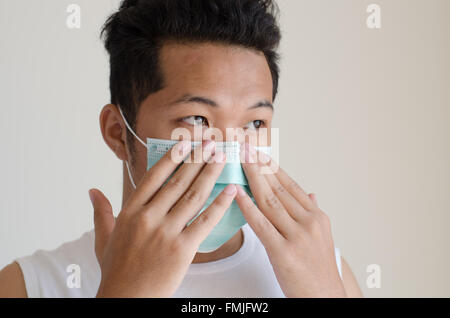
<box><xmin>0</xmin><ymin>0</ymin><xmax>449</xmax><ymax>297</ymax></box>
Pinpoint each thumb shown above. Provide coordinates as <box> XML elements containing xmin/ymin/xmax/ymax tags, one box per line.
<box><xmin>89</xmin><ymin>189</ymin><xmax>115</xmax><ymax>264</ymax></box>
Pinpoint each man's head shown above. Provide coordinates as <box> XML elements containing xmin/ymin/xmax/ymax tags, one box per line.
<box><xmin>99</xmin><ymin>0</ymin><xmax>281</xmax><ymax>188</ymax></box>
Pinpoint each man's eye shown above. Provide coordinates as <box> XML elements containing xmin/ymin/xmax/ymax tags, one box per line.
<box><xmin>181</xmin><ymin>116</ymin><xmax>209</xmax><ymax>127</ymax></box>
<box><xmin>245</xmin><ymin>120</ymin><xmax>265</xmax><ymax>130</ymax></box>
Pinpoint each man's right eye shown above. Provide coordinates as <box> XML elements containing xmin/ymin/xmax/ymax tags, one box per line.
<box><xmin>181</xmin><ymin>116</ymin><xmax>209</xmax><ymax>127</ymax></box>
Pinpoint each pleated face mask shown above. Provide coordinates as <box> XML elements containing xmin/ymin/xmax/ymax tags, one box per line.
<box><xmin>119</xmin><ymin>108</ymin><xmax>271</xmax><ymax>253</ymax></box>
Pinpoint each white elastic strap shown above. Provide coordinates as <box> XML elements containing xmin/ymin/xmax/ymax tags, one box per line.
<box><xmin>118</xmin><ymin>105</ymin><xmax>145</xmax><ymax>189</ymax></box>
<box><xmin>125</xmin><ymin>161</ymin><xmax>137</xmax><ymax>189</ymax></box>
<box><xmin>118</xmin><ymin>106</ymin><xmax>147</xmax><ymax>148</ymax></box>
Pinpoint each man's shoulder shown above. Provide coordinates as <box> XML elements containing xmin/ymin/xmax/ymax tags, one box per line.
<box><xmin>19</xmin><ymin>229</ymin><xmax>98</xmax><ymax>269</ymax></box>
<box><xmin>12</xmin><ymin>229</ymin><xmax>100</xmax><ymax>297</ymax></box>
<box><xmin>0</xmin><ymin>262</ymin><xmax>27</xmax><ymax>297</ymax></box>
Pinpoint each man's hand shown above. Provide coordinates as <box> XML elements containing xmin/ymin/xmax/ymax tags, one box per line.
<box><xmin>90</xmin><ymin>140</ymin><xmax>237</xmax><ymax>297</ymax></box>
<box><xmin>235</xmin><ymin>143</ymin><xmax>347</xmax><ymax>298</ymax></box>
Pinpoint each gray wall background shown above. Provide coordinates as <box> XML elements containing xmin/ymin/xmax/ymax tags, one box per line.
<box><xmin>0</xmin><ymin>0</ymin><xmax>449</xmax><ymax>297</ymax></box>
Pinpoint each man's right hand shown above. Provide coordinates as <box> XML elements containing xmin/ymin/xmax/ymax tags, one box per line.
<box><xmin>89</xmin><ymin>140</ymin><xmax>237</xmax><ymax>297</ymax></box>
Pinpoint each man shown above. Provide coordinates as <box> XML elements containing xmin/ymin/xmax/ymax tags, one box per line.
<box><xmin>0</xmin><ymin>0</ymin><xmax>362</xmax><ymax>297</ymax></box>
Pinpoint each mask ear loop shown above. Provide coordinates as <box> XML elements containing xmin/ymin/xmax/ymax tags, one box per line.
<box><xmin>118</xmin><ymin>107</ymin><xmax>147</xmax><ymax>147</ymax></box>
<box><xmin>125</xmin><ymin>161</ymin><xmax>137</xmax><ymax>189</ymax></box>
<box><xmin>118</xmin><ymin>106</ymin><xmax>147</xmax><ymax>189</ymax></box>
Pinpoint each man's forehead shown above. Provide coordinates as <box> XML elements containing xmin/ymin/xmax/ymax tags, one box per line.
<box><xmin>160</xmin><ymin>41</ymin><xmax>260</xmax><ymax>62</ymax></box>
<box><xmin>160</xmin><ymin>42</ymin><xmax>268</xmax><ymax>75</ymax></box>
<box><xmin>158</xmin><ymin>42</ymin><xmax>273</xmax><ymax>98</ymax></box>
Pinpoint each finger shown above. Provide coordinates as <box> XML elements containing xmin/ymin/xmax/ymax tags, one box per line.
<box><xmin>89</xmin><ymin>189</ymin><xmax>115</xmax><ymax>263</ymax></box>
<box><xmin>256</xmin><ymin>149</ymin><xmax>316</xmax><ymax>212</ymax></box>
<box><xmin>182</xmin><ymin>184</ymin><xmax>237</xmax><ymax>246</ymax></box>
<box><xmin>309</xmin><ymin>193</ymin><xmax>319</xmax><ymax>207</ymax></box>
<box><xmin>165</xmin><ymin>151</ymin><xmax>227</xmax><ymax>233</ymax></box>
<box><xmin>234</xmin><ymin>185</ymin><xmax>284</xmax><ymax>250</ymax></box>
<box><xmin>145</xmin><ymin>140</ymin><xmax>216</xmax><ymax>217</ymax></box>
<box><xmin>263</xmin><ymin>171</ymin><xmax>309</xmax><ymax>223</ymax></box>
<box><xmin>240</xmin><ymin>144</ymin><xmax>297</xmax><ymax>236</ymax></box>
<box><xmin>126</xmin><ymin>140</ymin><xmax>192</xmax><ymax>211</ymax></box>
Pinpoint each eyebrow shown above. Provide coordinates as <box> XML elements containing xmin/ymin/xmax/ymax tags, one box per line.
<box><xmin>170</xmin><ymin>94</ymin><xmax>273</xmax><ymax>110</ymax></box>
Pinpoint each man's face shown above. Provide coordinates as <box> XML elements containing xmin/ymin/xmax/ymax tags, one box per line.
<box><xmin>128</xmin><ymin>42</ymin><xmax>274</xmax><ymax>173</ymax></box>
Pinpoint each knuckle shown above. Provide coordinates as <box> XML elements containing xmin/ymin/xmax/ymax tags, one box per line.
<box><xmin>135</xmin><ymin>213</ymin><xmax>153</xmax><ymax>231</ymax></box>
<box><xmin>287</xmin><ymin>179</ymin><xmax>302</xmax><ymax>193</ymax></box>
<box><xmin>153</xmin><ymin>224</ymin><xmax>170</xmax><ymax>241</ymax></box>
<box><xmin>183</xmin><ymin>188</ymin><xmax>204</xmax><ymax>204</ymax></box>
<box><xmin>197</xmin><ymin>211</ymin><xmax>212</xmax><ymax>226</ymax></box>
<box><xmin>318</xmin><ymin>210</ymin><xmax>331</xmax><ymax>227</ymax></box>
<box><xmin>169</xmin><ymin>237</ymin><xmax>184</xmax><ymax>253</ymax></box>
<box><xmin>305</xmin><ymin>215</ymin><xmax>322</xmax><ymax>235</ymax></box>
<box><xmin>273</xmin><ymin>184</ymin><xmax>287</xmax><ymax>196</ymax></box>
<box><xmin>166</xmin><ymin>176</ymin><xmax>185</xmax><ymax>190</ymax></box>
<box><xmin>264</xmin><ymin>194</ymin><xmax>281</xmax><ymax>209</ymax></box>
<box><xmin>208</xmin><ymin>200</ymin><xmax>224</xmax><ymax>213</ymax></box>
<box><xmin>126</xmin><ymin>214</ymin><xmax>151</xmax><ymax>240</ymax></box>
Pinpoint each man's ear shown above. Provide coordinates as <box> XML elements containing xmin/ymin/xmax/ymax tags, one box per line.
<box><xmin>99</xmin><ymin>104</ymin><xmax>129</xmax><ymax>161</ymax></box>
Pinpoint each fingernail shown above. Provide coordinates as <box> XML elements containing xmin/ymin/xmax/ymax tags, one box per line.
<box><xmin>313</xmin><ymin>194</ymin><xmax>318</xmax><ymax>205</ymax></box>
<box><xmin>203</xmin><ymin>140</ymin><xmax>215</xmax><ymax>152</ymax></box>
<box><xmin>177</xmin><ymin>140</ymin><xmax>191</xmax><ymax>155</ymax></box>
<box><xmin>236</xmin><ymin>185</ymin><xmax>247</xmax><ymax>197</ymax></box>
<box><xmin>89</xmin><ymin>189</ymin><xmax>95</xmax><ymax>205</ymax></box>
<box><xmin>258</xmin><ymin>150</ymin><xmax>271</xmax><ymax>164</ymax></box>
<box><xmin>172</xmin><ymin>140</ymin><xmax>192</xmax><ymax>163</ymax></box>
<box><xmin>211</xmin><ymin>150</ymin><xmax>225</xmax><ymax>163</ymax></box>
<box><xmin>224</xmin><ymin>184</ymin><xmax>236</xmax><ymax>195</ymax></box>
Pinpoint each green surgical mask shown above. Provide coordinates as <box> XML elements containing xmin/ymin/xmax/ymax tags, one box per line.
<box><xmin>119</xmin><ymin>108</ymin><xmax>270</xmax><ymax>252</ymax></box>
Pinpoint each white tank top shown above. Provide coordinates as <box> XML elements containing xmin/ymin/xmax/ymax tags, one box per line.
<box><xmin>15</xmin><ymin>224</ymin><xmax>342</xmax><ymax>297</ymax></box>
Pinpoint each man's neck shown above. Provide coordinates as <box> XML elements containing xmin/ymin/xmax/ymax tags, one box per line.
<box><xmin>192</xmin><ymin>228</ymin><xmax>244</xmax><ymax>263</ymax></box>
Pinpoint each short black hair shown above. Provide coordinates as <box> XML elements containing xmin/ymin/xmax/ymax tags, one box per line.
<box><xmin>101</xmin><ymin>0</ymin><xmax>281</xmax><ymax>144</ymax></box>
